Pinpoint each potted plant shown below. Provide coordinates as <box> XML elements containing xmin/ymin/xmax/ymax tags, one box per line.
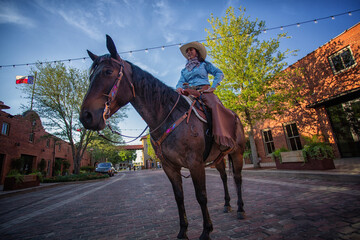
<box><xmin>301</xmin><ymin>135</ymin><xmax>335</xmax><ymax>170</ymax></box>
<box><xmin>3</xmin><ymin>170</ymin><xmax>40</xmax><ymax>191</ymax></box>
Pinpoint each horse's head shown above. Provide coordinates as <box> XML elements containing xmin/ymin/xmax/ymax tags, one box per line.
<box><xmin>80</xmin><ymin>35</ymin><xmax>133</xmax><ymax>130</ymax></box>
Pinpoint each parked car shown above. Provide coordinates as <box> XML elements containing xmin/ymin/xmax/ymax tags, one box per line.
<box><xmin>95</xmin><ymin>162</ymin><xmax>115</xmax><ymax>177</ymax></box>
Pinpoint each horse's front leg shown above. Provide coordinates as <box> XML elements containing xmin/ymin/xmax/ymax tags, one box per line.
<box><xmin>190</xmin><ymin>165</ymin><xmax>213</xmax><ymax>240</ymax></box>
<box><xmin>215</xmin><ymin>159</ymin><xmax>232</xmax><ymax>213</ymax></box>
<box><xmin>162</xmin><ymin>164</ymin><xmax>188</xmax><ymax>239</ymax></box>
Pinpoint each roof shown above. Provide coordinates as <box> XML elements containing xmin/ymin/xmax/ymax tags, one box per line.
<box><xmin>306</xmin><ymin>87</ymin><xmax>360</xmax><ymax>108</ymax></box>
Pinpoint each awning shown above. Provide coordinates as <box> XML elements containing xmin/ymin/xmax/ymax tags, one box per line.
<box><xmin>306</xmin><ymin>87</ymin><xmax>360</xmax><ymax>108</ymax></box>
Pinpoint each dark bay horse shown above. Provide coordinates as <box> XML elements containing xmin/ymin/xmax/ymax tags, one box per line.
<box><xmin>80</xmin><ymin>35</ymin><xmax>246</xmax><ymax>240</ymax></box>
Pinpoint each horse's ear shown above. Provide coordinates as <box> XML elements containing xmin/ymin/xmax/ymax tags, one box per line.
<box><xmin>106</xmin><ymin>34</ymin><xmax>120</xmax><ymax>60</ymax></box>
<box><xmin>87</xmin><ymin>50</ymin><xmax>98</xmax><ymax>61</ymax></box>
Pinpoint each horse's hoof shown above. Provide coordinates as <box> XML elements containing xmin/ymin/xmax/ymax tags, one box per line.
<box><xmin>223</xmin><ymin>206</ymin><xmax>232</xmax><ymax>213</ymax></box>
<box><xmin>177</xmin><ymin>231</ymin><xmax>188</xmax><ymax>240</ymax></box>
<box><xmin>237</xmin><ymin>211</ymin><xmax>246</xmax><ymax>219</ymax></box>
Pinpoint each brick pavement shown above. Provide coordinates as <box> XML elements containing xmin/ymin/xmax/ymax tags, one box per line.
<box><xmin>0</xmin><ymin>169</ymin><xmax>359</xmax><ymax>240</ymax></box>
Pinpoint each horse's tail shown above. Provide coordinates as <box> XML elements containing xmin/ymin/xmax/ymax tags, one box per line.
<box><xmin>227</xmin><ymin>154</ymin><xmax>234</xmax><ymax>175</ymax></box>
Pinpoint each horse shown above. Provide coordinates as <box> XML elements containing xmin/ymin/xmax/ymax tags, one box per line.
<box><xmin>80</xmin><ymin>35</ymin><xmax>246</xmax><ymax>240</ymax></box>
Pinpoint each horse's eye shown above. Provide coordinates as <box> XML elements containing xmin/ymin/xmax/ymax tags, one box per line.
<box><xmin>105</xmin><ymin>69</ymin><xmax>113</xmax><ymax>75</ymax></box>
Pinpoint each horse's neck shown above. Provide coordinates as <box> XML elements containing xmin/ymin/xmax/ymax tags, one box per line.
<box><xmin>129</xmin><ymin>68</ymin><xmax>177</xmax><ymax>134</ymax></box>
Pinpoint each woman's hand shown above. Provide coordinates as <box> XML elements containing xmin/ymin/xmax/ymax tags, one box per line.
<box><xmin>176</xmin><ymin>88</ymin><xmax>184</xmax><ymax>94</ymax></box>
<box><xmin>203</xmin><ymin>87</ymin><xmax>215</xmax><ymax>93</ymax></box>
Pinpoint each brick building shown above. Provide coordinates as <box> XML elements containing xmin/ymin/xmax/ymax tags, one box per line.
<box><xmin>0</xmin><ymin>105</ymin><xmax>91</xmax><ymax>184</ymax></box>
<box><xmin>253</xmin><ymin>23</ymin><xmax>360</xmax><ymax>164</ymax></box>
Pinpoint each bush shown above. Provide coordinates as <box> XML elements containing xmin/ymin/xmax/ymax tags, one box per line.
<box><xmin>80</xmin><ymin>166</ymin><xmax>95</xmax><ymax>173</ymax></box>
<box><xmin>6</xmin><ymin>169</ymin><xmax>24</xmax><ymax>184</ymax></box>
<box><xmin>30</xmin><ymin>171</ymin><xmax>43</xmax><ymax>182</ymax></box>
<box><xmin>270</xmin><ymin>147</ymin><xmax>289</xmax><ymax>163</ymax></box>
<box><xmin>43</xmin><ymin>172</ymin><xmax>109</xmax><ymax>183</ymax></box>
<box><xmin>302</xmin><ymin>136</ymin><xmax>334</xmax><ymax>161</ymax></box>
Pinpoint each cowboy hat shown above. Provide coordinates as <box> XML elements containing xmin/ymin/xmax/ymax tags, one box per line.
<box><xmin>180</xmin><ymin>41</ymin><xmax>207</xmax><ymax>60</ymax></box>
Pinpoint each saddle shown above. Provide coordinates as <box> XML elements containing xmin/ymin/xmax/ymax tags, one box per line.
<box><xmin>181</xmin><ymin>86</ymin><xmax>213</xmax><ymax>161</ymax></box>
<box><xmin>182</xmin><ymin>84</ymin><xmax>210</xmax><ymax>124</ymax></box>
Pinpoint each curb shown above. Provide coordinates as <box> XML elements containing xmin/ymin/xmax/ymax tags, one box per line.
<box><xmin>241</xmin><ymin>168</ymin><xmax>360</xmax><ymax>183</ymax></box>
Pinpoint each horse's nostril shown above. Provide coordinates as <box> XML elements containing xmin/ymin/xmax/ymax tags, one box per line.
<box><xmin>82</xmin><ymin>110</ymin><xmax>93</xmax><ymax>125</ymax></box>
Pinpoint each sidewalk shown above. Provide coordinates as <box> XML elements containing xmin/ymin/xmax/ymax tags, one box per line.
<box><xmin>240</xmin><ymin>157</ymin><xmax>360</xmax><ymax>182</ymax></box>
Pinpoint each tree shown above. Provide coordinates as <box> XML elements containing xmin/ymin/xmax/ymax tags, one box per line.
<box><xmin>205</xmin><ymin>6</ymin><xmax>301</xmax><ymax>168</ymax></box>
<box><xmin>88</xmin><ymin>127</ymin><xmax>133</xmax><ymax>165</ymax></box>
<box><xmin>20</xmin><ymin>62</ymin><xmax>126</xmax><ymax>174</ymax></box>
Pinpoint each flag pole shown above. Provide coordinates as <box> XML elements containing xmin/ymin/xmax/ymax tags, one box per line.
<box><xmin>30</xmin><ymin>71</ymin><xmax>37</xmax><ymax>111</ymax></box>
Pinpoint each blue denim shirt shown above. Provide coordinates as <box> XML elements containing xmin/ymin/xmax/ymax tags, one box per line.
<box><xmin>176</xmin><ymin>61</ymin><xmax>224</xmax><ymax>89</ymax></box>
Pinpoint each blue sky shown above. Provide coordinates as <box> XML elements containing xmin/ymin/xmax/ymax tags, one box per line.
<box><xmin>0</xmin><ymin>0</ymin><xmax>359</xmax><ymax>145</ymax></box>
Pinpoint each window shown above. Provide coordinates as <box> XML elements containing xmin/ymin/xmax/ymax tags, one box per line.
<box><xmin>328</xmin><ymin>46</ymin><xmax>356</xmax><ymax>74</ymax></box>
<box><xmin>46</xmin><ymin>139</ymin><xmax>50</xmax><ymax>148</ymax></box>
<box><xmin>262</xmin><ymin>129</ymin><xmax>275</xmax><ymax>155</ymax></box>
<box><xmin>58</xmin><ymin>144</ymin><xmax>61</xmax><ymax>152</ymax></box>
<box><xmin>284</xmin><ymin>123</ymin><xmax>302</xmax><ymax>151</ymax></box>
<box><xmin>29</xmin><ymin>133</ymin><xmax>34</xmax><ymax>143</ymax></box>
<box><xmin>1</xmin><ymin>122</ymin><xmax>9</xmax><ymax>136</ymax></box>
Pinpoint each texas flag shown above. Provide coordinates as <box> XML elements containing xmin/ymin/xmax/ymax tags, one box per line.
<box><xmin>16</xmin><ymin>76</ymin><xmax>34</xmax><ymax>84</ymax></box>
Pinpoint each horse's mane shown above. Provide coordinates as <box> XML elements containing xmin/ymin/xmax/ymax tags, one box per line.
<box><xmin>128</xmin><ymin>62</ymin><xmax>188</xmax><ymax>112</ymax></box>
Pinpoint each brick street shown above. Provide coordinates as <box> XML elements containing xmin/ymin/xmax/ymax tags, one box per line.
<box><xmin>0</xmin><ymin>169</ymin><xmax>360</xmax><ymax>240</ymax></box>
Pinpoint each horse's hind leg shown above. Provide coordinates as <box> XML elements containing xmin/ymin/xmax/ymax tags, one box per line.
<box><xmin>229</xmin><ymin>151</ymin><xmax>246</xmax><ymax>219</ymax></box>
<box><xmin>162</xmin><ymin>164</ymin><xmax>188</xmax><ymax>239</ymax></box>
<box><xmin>190</xmin><ymin>165</ymin><xmax>213</xmax><ymax>240</ymax></box>
<box><xmin>215</xmin><ymin>159</ymin><xmax>232</xmax><ymax>213</ymax></box>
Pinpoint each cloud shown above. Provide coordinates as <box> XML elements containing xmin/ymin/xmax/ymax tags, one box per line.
<box><xmin>0</xmin><ymin>3</ymin><xmax>35</xmax><ymax>27</ymax></box>
<box><xmin>34</xmin><ymin>0</ymin><xmax>136</xmax><ymax>42</ymax></box>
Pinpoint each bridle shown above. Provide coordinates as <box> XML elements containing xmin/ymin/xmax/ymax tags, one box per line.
<box><xmin>95</xmin><ymin>57</ymin><xmax>181</xmax><ymax>144</ymax></box>
<box><xmin>102</xmin><ymin>57</ymin><xmax>135</xmax><ymax>123</ymax></box>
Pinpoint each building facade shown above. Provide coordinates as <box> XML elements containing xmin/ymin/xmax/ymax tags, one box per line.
<box><xmin>0</xmin><ymin>108</ymin><xmax>91</xmax><ymax>184</ymax></box>
<box><xmin>254</xmin><ymin>23</ymin><xmax>360</xmax><ymax>163</ymax></box>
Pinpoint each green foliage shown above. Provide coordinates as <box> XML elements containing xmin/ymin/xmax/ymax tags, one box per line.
<box><xmin>43</xmin><ymin>173</ymin><xmax>109</xmax><ymax>183</ymax></box>
<box><xmin>19</xmin><ymin>62</ymin><xmax>127</xmax><ymax>174</ymax></box>
<box><xmin>6</xmin><ymin>170</ymin><xmax>24</xmax><ymax>184</ymax></box>
<box><xmin>146</xmin><ymin>134</ymin><xmax>158</xmax><ymax>161</ymax></box>
<box><xmin>270</xmin><ymin>147</ymin><xmax>289</xmax><ymax>163</ymax></box>
<box><xmin>117</xmin><ymin>150</ymin><xmax>137</xmax><ymax>163</ymax></box>
<box><xmin>205</xmin><ymin>6</ymin><xmax>301</xmax><ymax>127</ymax></box>
<box><xmin>302</xmin><ymin>135</ymin><xmax>334</xmax><ymax>161</ymax></box>
<box><xmin>30</xmin><ymin>171</ymin><xmax>43</xmax><ymax>182</ymax></box>
<box><xmin>38</xmin><ymin>159</ymin><xmax>47</xmax><ymax>173</ymax></box>
<box><xmin>54</xmin><ymin>159</ymin><xmax>62</xmax><ymax>174</ymax></box>
<box><xmin>80</xmin><ymin>166</ymin><xmax>95</xmax><ymax>173</ymax></box>
<box><xmin>243</xmin><ymin>149</ymin><xmax>251</xmax><ymax>160</ymax></box>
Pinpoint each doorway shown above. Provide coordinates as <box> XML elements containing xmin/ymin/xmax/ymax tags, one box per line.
<box><xmin>327</xmin><ymin>98</ymin><xmax>360</xmax><ymax>157</ymax></box>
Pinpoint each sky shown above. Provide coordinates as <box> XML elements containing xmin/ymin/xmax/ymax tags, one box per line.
<box><xmin>0</xmin><ymin>0</ymin><xmax>359</xmax><ymax>145</ymax></box>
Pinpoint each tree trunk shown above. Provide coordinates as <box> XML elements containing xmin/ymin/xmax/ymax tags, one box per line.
<box><xmin>244</xmin><ymin>108</ymin><xmax>261</xmax><ymax>168</ymax></box>
<box><xmin>249</xmin><ymin>128</ymin><xmax>261</xmax><ymax>168</ymax></box>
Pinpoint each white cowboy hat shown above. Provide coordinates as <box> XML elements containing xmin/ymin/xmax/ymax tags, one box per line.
<box><xmin>180</xmin><ymin>41</ymin><xmax>207</xmax><ymax>60</ymax></box>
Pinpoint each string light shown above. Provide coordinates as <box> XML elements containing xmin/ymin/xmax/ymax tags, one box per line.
<box><xmin>1</xmin><ymin>8</ymin><xmax>359</xmax><ymax>69</ymax></box>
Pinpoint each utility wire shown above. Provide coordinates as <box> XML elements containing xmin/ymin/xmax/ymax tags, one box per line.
<box><xmin>0</xmin><ymin>9</ymin><xmax>358</xmax><ymax>69</ymax></box>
